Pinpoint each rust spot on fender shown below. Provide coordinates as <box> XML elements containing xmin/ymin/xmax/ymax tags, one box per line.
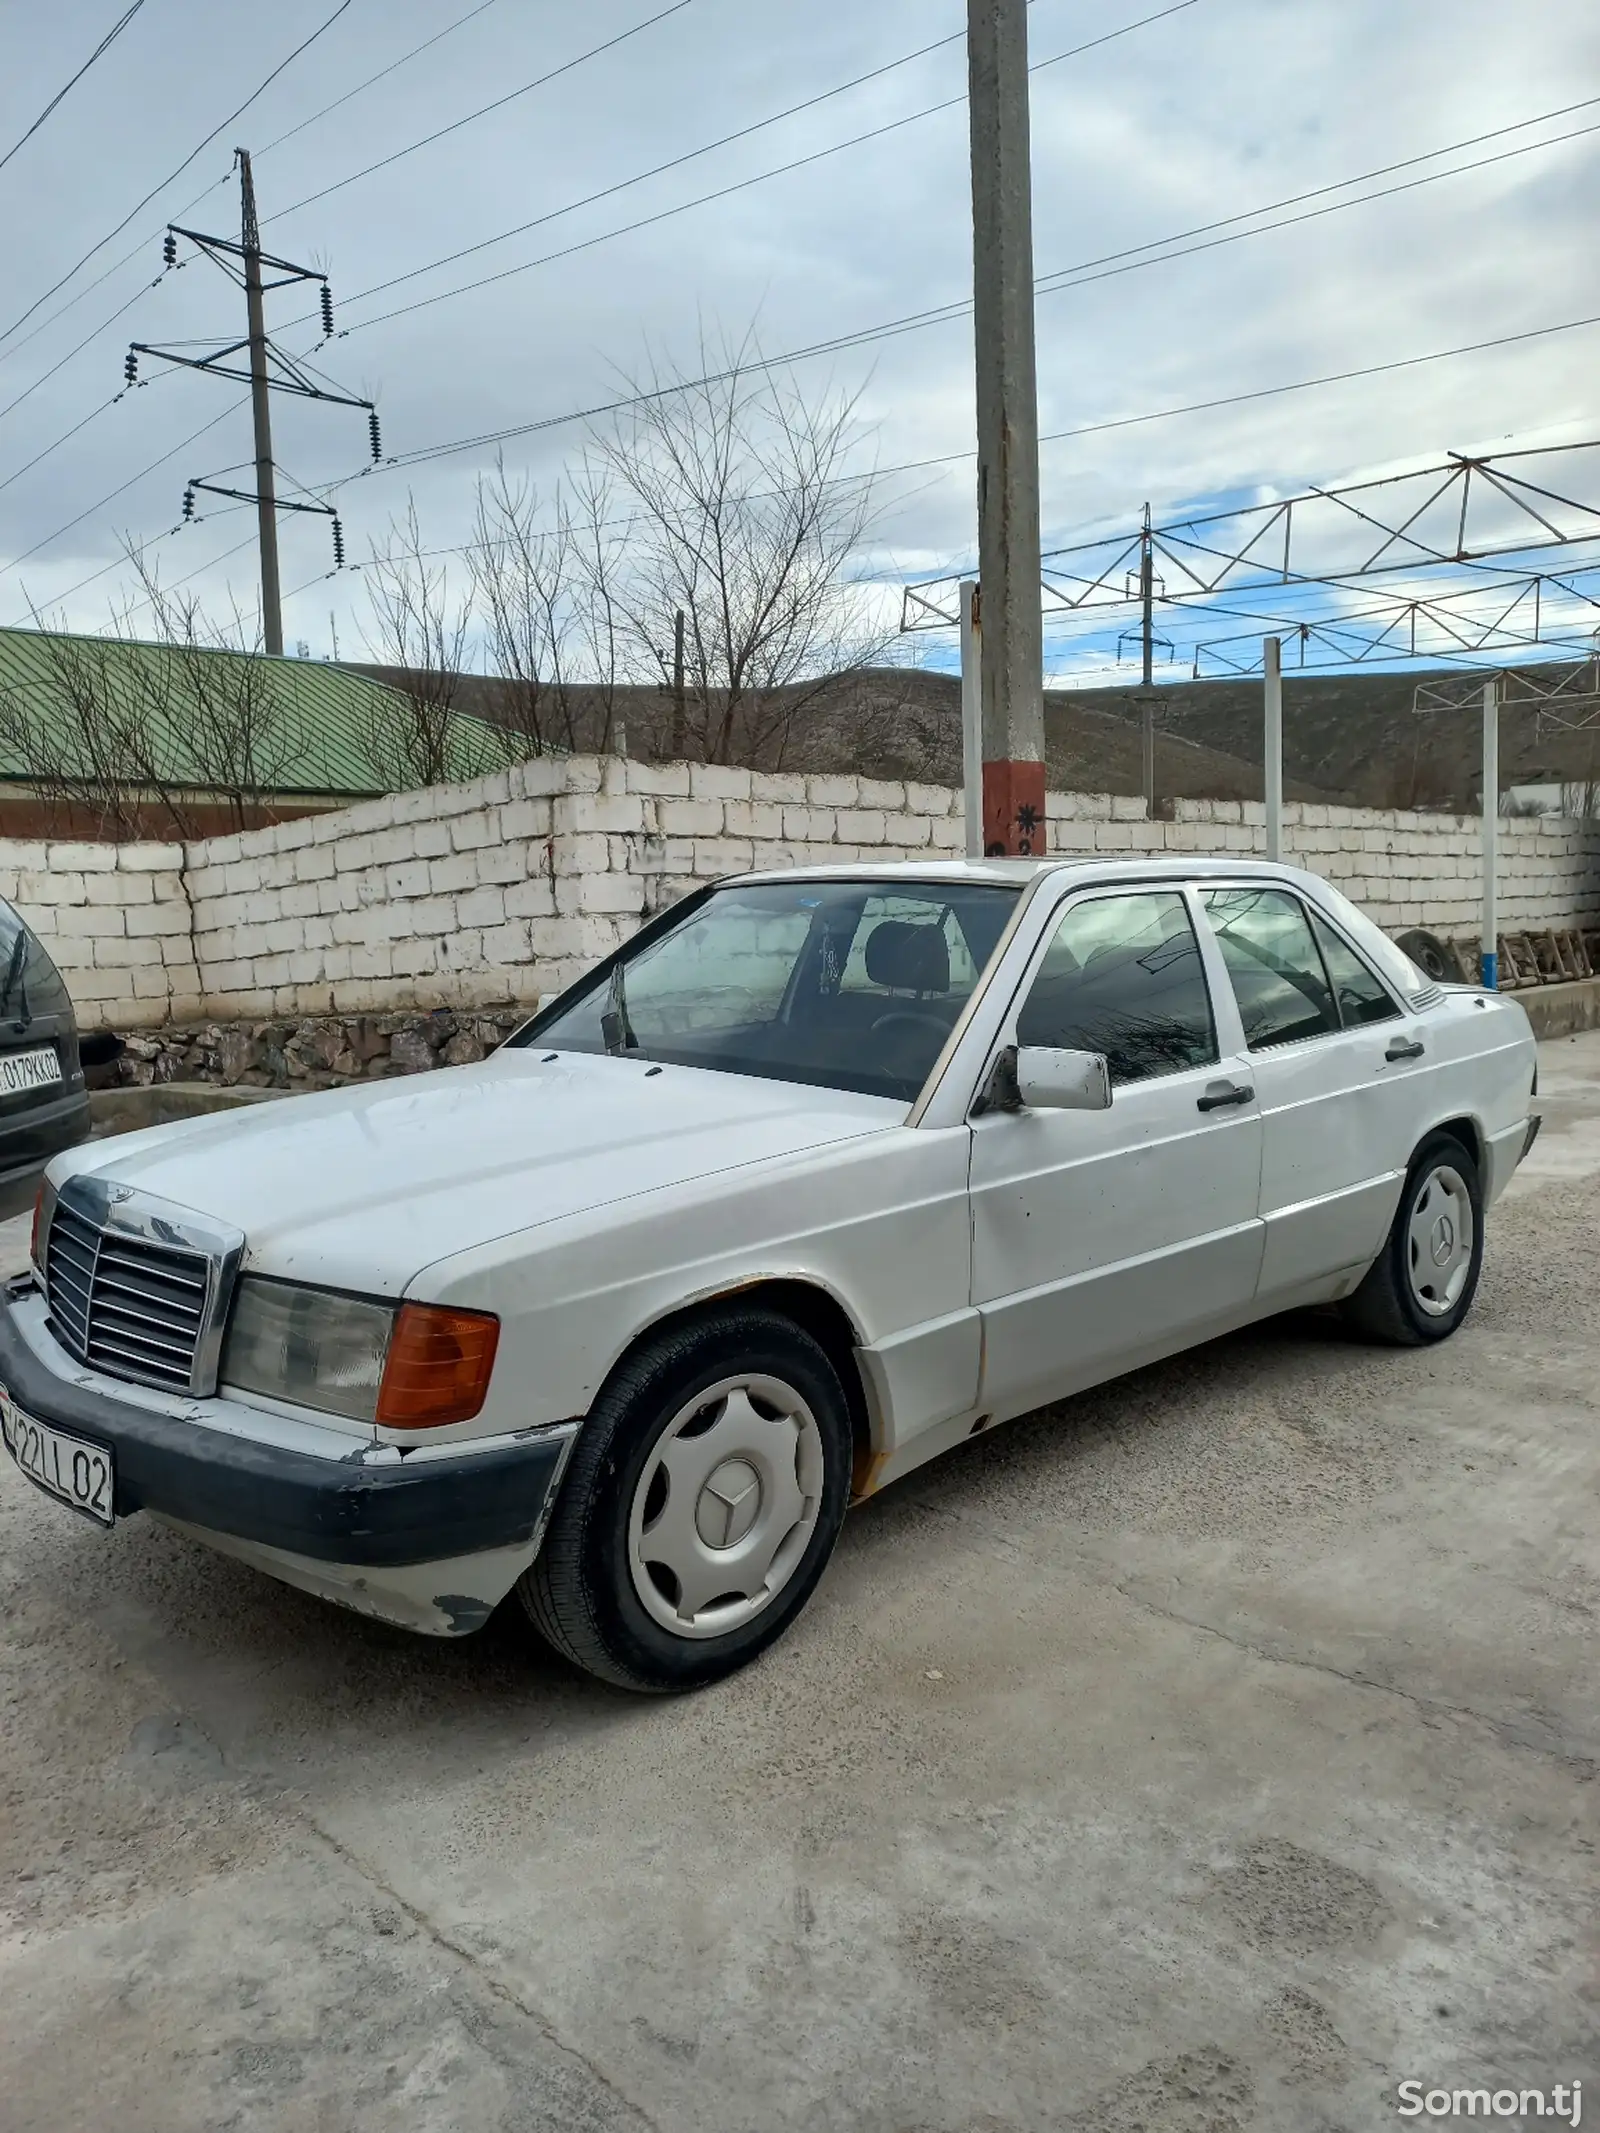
<box><xmin>851</xmin><ymin>1444</ymin><xmax>890</xmax><ymax>1503</ymax></box>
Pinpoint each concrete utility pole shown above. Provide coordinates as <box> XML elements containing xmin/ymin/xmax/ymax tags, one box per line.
<box><xmin>1139</xmin><ymin>501</ymin><xmax>1155</xmax><ymax>816</ymax></box>
<box><xmin>959</xmin><ymin>581</ymin><xmax>982</xmax><ymax>856</ymax></box>
<box><xmin>671</xmin><ymin>607</ymin><xmax>687</xmax><ymax>760</ymax></box>
<box><xmin>968</xmin><ymin>0</ymin><xmax>1046</xmax><ymax>857</ymax></box>
<box><xmin>1482</xmin><ymin>676</ymin><xmax>1500</xmax><ymax>989</ymax></box>
<box><xmin>1263</xmin><ymin>635</ymin><xmax>1283</xmax><ymax>862</ymax></box>
<box><xmin>238</xmin><ymin>151</ymin><xmax>283</xmax><ymax>656</ymax></box>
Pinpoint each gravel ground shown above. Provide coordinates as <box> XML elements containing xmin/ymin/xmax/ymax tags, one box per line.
<box><xmin>2</xmin><ymin>1035</ymin><xmax>1597</xmax><ymax>2133</ymax></box>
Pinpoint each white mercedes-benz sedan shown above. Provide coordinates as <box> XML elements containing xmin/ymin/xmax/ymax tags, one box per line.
<box><xmin>2</xmin><ymin>858</ymin><xmax>1538</xmax><ymax>1690</ymax></box>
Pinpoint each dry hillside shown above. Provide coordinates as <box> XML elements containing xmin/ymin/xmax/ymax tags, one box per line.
<box><xmin>347</xmin><ymin>658</ymin><xmax>1600</xmax><ymax>811</ymax></box>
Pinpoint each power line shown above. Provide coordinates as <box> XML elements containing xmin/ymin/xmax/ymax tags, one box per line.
<box><xmin>15</xmin><ymin>78</ymin><xmax>1585</xmax><ymax>515</ymax></box>
<box><xmin>0</xmin><ymin>273</ymin><xmax>166</xmax><ymax>429</ymax></box>
<box><xmin>1</xmin><ymin>1</ymin><xmax>1059</xmax><ymax>492</ymax></box>
<box><xmin>1030</xmin><ymin>313</ymin><xmax>1600</xmax><ymax>454</ymax></box>
<box><xmin>0</xmin><ymin>0</ymin><xmax>1063</xmax><ymax>493</ymax></box>
<box><xmin>365</xmin><ymin>176</ymin><xmax>1600</xmax><ymax>483</ymax></box>
<box><xmin>0</xmin><ymin>390</ymin><xmax>126</xmax><ymax>501</ymax></box>
<box><xmin>254</xmin><ymin>0</ymin><xmax>507</xmax><ymax>161</ymax></box>
<box><xmin>129</xmin><ymin>148</ymin><xmax>379</xmax><ymax>651</ymax></box>
<box><xmin>0</xmin><ymin>0</ymin><xmax>356</xmax><ymax>351</ymax></box>
<box><xmin>302</xmin><ymin>0</ymin><xmax>1202</xmax><ymax>331</ymax></box>
<box><xmin>95</xmin><ymin>311</ymin><xmax>1600</xmax><ymax>632</ymax></box>
<box><xmin>0</xmin><ymin>1</ymin><xmax>513</xmax><ymax>379</ymax></box>
<box><xmin>253</xmin><ymin>309</ymin><xmax>1600</xmax><ymax>614</ymax></box>
<box><xmin>4</xmin><ymin>497</ymin><xmax>259</xmax><ymax>627</ymax></box>
<box><xmin>325</xmin><ymin>88</ymin><xmax>1600</xmax><ymax>345</ymax></box>
<box><xmin>1034</xmin><ymin>114</ymin><xmax>1600</xmax><ymax>303</ymax></box>
<box><xmin>266</xmin><ymin>0</ymin><xmax>703</xmax><ymax>224</ymax></box>
<box><xmin>0</xmin><ymin>397</ymin><xmax>246</xmax><ymax>584</ymax></box>
<box><xmin>19</xmin><ymin>282</ymin><xmax>1598</xmax><ymax>622</ymax></box>
<box><xmin>0</xmin><ymin>1</ymin><xmax>148</xmax><ymax>177</ymax></box>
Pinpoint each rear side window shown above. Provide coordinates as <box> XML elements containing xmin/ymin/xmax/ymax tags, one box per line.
<box><xmin>1309</xmin><ymin>911</ymin><xmax>1400</xmax><ymax>1027</ymax></box>
<box><xmin>0</xmin><ymin>899</ymin><xmax>67</xmax><ymax>1021</ymax></box>
<box><xmin>1017</xmin><ymin>889</ymin><xmax>1217</xmax><ymax>1085</ymax></box>
<box><xmin>1200</xmin><ymin>887</ymin><xmax>1338</xmax><ymax>1049</ymax></box>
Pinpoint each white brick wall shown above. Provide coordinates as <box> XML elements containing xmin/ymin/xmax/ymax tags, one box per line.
<box><xmin>3</xmin><ymin>760</ymin><xmax>1597</xmax><ymax>1028</ymax></box>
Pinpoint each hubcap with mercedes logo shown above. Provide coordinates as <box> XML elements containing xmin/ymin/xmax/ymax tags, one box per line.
<box><xmin>627</xmin><ymin>1373</ymin><xmax>825</xmax><ymax>1640</ymax></box>
<box><xmin>1407</xmin><ymin>1161</ymin><xmax>1474</xmax><ymax>1317</ymax></box>
<box><xmin>695</xmin><ymin>1458</ymin><xmax>762</xmax><ymax>1549</ymax></box>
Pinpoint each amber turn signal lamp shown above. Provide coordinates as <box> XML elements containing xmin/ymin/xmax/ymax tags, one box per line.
<box><xmin>375</xmin><ymin>1303</ymin><xmax>500</xmax><ymax>1430</ymax></box>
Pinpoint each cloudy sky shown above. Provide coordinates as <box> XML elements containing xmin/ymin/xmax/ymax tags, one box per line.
<box><xmin>1</xmin><ymin>0</ymin><xmax>1597</xmax><ymax>684</ymax></box>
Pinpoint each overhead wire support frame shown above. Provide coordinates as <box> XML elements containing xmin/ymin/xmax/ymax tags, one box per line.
<box><xmin>125</xmin><ymin>147</ymin><xmax>378</xmax><ymax>652</ymax></box>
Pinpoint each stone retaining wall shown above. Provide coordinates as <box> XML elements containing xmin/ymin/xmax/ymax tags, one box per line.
<box><xmin>117</xmin><ymin>1008</ymin><xmax>528</xmax><ymax>1090</ymax></box>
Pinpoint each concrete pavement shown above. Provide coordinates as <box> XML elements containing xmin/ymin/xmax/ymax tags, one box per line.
<box><xmin>2</xmin><ymin>1037</ymin><xmax>1597</xmax><ymax>2133</ymax></box>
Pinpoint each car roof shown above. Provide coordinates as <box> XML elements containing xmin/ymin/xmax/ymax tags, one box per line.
<box><xmin>725</xmin><ymin>855</ymin><xmax>1324</xmax><ymax>890</ymax></box>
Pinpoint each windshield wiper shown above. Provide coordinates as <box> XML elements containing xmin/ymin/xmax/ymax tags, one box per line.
<box><xmin>600</xmin><ymin>959</ymin><xmax>639</xmax><ymax>1055</ymax></box>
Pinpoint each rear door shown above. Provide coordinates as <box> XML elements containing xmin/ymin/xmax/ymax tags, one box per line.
<box><xmin>968</xmin><ymin>884</ymin><xmax>1264</xmax><ymax>1417</ymax></box>
<box><xmin>1196</xmin><ymin>883</ymin><xmax>1429</xmax><ymax>1298</ymax></box>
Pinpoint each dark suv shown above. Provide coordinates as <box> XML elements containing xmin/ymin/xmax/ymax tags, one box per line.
<box><xmin>0</xmin><ymin>900</ymin><xmax>89</xmax><ymax>1207</ymax></box>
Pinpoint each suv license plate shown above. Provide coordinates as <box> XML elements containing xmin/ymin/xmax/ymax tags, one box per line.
<box><xmin>0</xmin><ymin>1386</ymin><xmax>114</xmax><ymax>1526</ymax></box>
<box><xmin>0</xmin><ymin>1045</ymin><xmax>62</xmax><ymax>1095</ymax></box>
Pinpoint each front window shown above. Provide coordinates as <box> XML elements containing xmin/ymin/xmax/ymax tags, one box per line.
<box><xmin>1016</xmin><ymin>889</ymin><xmax>1218</xmax><ymax>1084</ymax></box>
<box><xmin>515</xmin><ymin>880</ymin><xmax>1020</xmax><ymax>1102</ymax></box>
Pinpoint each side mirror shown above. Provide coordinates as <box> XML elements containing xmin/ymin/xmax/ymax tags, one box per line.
<box><xmin>1015</xmin><ymin>1045</ymin><xmax>1112</xmax><ymax>1111</ymax></box>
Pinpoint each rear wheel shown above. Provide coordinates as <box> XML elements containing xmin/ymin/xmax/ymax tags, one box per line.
<box><xmin>520</xmin><ymin>1309</ymin><xmax>852</xmax><ymax>1692</ymax></box>
<box><xmin>1342</xmin><ymin>1131</ymin><xmax>1484</xmax><ymax>1346</ymax></box>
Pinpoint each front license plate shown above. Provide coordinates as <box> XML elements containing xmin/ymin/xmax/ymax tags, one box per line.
<box><xmin>0</xmin><ymin>1387</ymin><xmax>114</xmax><ymax>1526</ymax></box>
<box><xmin>0</xmin><ymin>1045</ymin><xmax>62</xmax><ymax>1096</ymax></box>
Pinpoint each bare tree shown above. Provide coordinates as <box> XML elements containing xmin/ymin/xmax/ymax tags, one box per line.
<box><xmin>467</xmin><ymin>457</ymin><xmax>630</xmax><ymax>757</ymax></box>
<box><xmin>371</xmin><ymin>330</ymin><xmax>893</xmax><ymax>773</ymax></box>
<box><xmin>0</xmin><ymin>547</ymin><xmax>299</xmax><ymax>839</ymax></box>
<box><xmin>359</xmin><ymin>498</ymin><xmax>485</xmax><ymax>789</ymax></box>
<box><xmin>591</xmin><ymin>325</ymin><xmax>892</xmax><ymax>765</ymax></box>
<box><xmin>119</xmin><ymin>553</ymin><xmax>299</xmax><ymax>827</ymax></box>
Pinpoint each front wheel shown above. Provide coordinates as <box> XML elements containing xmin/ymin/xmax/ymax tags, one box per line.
<box><xmin>1342</xmin><ymin>1131</ymin><xmax>1484</xmax><ymax>1346</ymax></box>
<box><xmin>519</xmin><ymin>1309</ymin><xmax>852</xmax><ymax>1692</ymax></box>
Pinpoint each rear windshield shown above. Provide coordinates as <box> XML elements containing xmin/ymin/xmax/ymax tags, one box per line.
<box><xmin>514</xmin><ymin>880</ymin><xmax>1020</xmax><ymax>1103</ymax></box>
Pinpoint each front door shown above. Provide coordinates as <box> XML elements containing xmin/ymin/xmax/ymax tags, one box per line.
<box><xmin>1196</xmin><ymin>884</ymin><xmax>1430</xmax><ymax>1297</ymax></box>
<box><xmin>969</xmin><ymin>886</ymin><xmax>1265</xmax><ymax>1419</ymax></box>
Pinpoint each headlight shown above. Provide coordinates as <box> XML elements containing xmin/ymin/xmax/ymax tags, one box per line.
<box><xmin>222</xmin><ymin>1277</ymin><xmax>395</xmax><ymax>1423</ymax></box>
<box><xmin>220</xmin><ymin>1277</ymin><xmax>501</xmax><ymax>1430</ymax></box>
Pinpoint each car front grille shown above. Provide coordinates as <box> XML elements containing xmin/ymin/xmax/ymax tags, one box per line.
<box><xmin>45</xmin><ymin>1196</ymin><xmax>211</xmax><ymax>1393</ymax></box>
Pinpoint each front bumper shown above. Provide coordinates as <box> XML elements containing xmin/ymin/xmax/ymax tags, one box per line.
<box><xmin>0</xmin><ymin>1293</ymin><xmax>577</xmax><ymax>1577</ymax></box>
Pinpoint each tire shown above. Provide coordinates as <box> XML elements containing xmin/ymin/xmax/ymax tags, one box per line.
<box><xmin>1341</xmin><ymin>1130</ymin><xmax>1485</xmax><ymax>1346</ymax></box>
<box><xmin>1395</xmin><ymin>928</ymin><xmax>1456</xmax><ymax>984</ymax></box>
<box><xmin>519</xmin><ymin>1308</ymin><xmax>852</xmax><ymax>1692</ymax></box>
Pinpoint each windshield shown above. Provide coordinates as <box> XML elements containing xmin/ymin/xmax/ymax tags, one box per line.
<box><xmin>515</xmin><ymin>879</ymin><xmax>1021</xmax><ymax>1102</ymax></box>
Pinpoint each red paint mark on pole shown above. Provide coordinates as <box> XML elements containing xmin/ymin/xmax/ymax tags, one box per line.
<box><xmin>982</xmin><ymin>759</ymin><xmax>1046</xmax><ymax>856</ymax></box>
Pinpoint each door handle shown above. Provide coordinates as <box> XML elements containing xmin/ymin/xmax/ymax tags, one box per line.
<box><xmin>1197</xmin><ymin>1080</ymin><xmax>1254</xmax><ymax>1112</ymax></box>
<box><xmin>1385</xmin><ymin>1037</ymin><xmax>1425</xmax><ymax>1062</ymax></box>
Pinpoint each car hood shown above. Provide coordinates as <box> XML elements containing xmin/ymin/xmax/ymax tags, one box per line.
<box><xmin>57</xmin><ymin>1050</ymin><xmax>905</xmax><ymax>1294</ymax></box>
